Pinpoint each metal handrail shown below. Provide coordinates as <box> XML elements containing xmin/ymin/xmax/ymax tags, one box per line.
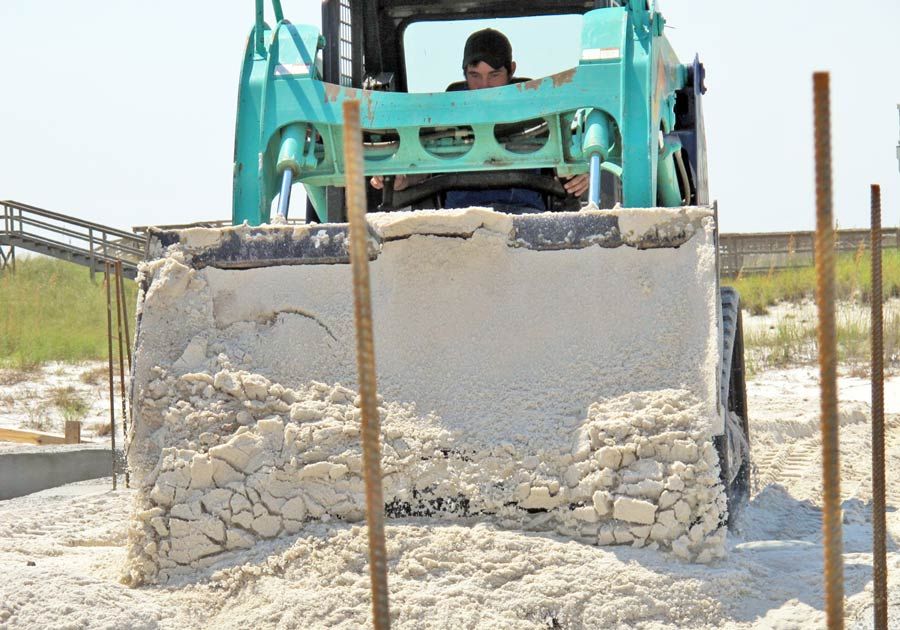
<box><xmin>12</xmin><ymin>215</ymin><xmax>145</xmax><ymax>259</ymax></box>
<box><xmin>0</xmin><ymin>200</ymin><xmax>148</xmax><ymax>274</ymax></box>
<box><xmin>5</xmin><ymin>231</ymin><xmax>124</xmax><ymax>265</ymax></box>
<box><xmin>1</xmin><ymin>200</ymin><xmax>144</xmax><ymax>244</ymax></box>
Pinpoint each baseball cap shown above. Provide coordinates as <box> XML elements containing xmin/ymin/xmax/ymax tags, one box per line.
<box><xmin>462</xmin><ymin>29</ymin><xmax>512</xmax><ymax>73</ymax></box>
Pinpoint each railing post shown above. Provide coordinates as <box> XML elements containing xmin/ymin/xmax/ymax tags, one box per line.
<box><xmin>88</xmin><ymin>228</ymin><xmax>96</xmax><ymax>282</ymax></box>
<box><xmin>1</xmin><ymin>204</ymin><xmax>8</xmax><ymax>274</ymax></box>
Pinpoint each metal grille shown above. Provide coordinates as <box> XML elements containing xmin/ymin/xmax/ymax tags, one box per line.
<box><xmin>339</xmin><ymin>0</ymin><xmax>353</xmax><ymax>87</ymax></box>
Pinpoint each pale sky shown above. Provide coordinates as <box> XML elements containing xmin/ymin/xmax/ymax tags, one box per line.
<box><xmin>1</xmin><ymin>1</ymin><xmax>898</xmax><ymax>234</ymax></box>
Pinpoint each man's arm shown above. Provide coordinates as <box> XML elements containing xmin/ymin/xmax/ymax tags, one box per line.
<box><xmin>370</xmin><ymin>174</ymin><xmax>428</xmax><ymax>190</ymax></box>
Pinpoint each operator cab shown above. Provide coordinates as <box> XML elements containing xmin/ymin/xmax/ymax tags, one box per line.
<box><xmin>313</xmin><ymin>1</ymin><xmax>630</xmax><ymax>219</ymax></box>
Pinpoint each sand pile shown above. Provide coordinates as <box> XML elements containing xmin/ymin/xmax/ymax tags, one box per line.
<box><xmin>124</xmin><ymin>364</ymin><xmax>726</xmax><ymax>585</ymax></box>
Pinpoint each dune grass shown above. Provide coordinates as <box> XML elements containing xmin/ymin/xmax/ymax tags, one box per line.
<box><xmin>732</xmin><ymin>247</ymin><xmax>900</xmax><ymax>375</ymax></box>
<box><xmin>741</xmin><ymin>304</ymin><xmax>900</xmax><ymax>376</ymax></box>
<box><xmin>0</xmin><ymin>257</ymin><xmax>137</xmax><ymax>369</ymax></box>
<box><xmin>728</xmin><ymin>247</ymin><xmax>900</xmax><ymax>316</ymax></box>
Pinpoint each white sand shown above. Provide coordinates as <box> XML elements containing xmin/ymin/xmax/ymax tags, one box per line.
<box><xmin>0</xmin><ymin>361</ymin><xmax>120</xmax><ymax>451</ymax></box>
<box><xmin>2</xmin><ymin>366</ymin><xmax>900</xmax><ymax>628</ymax></box>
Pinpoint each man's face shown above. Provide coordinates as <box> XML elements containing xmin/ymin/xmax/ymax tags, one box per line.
<box><xmin>465</xmin><ymin>61</ymin><xmax>515</xmax><ymax>90</ymax></box>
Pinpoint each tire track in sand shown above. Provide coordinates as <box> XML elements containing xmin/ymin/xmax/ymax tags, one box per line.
<box><xmin>753</xmin><ymin>438</ymin><xmax>821</xmax><ymax>495</ymax></box>
<box><xmin>884</xmin><ymin>416</ymin><xmax>900</xmax><ymax>509</ymax></box>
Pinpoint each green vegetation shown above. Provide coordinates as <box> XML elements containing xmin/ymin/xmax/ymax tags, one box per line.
<box><xmin>728</xmin><ymin>247</ymin><xmax>900</xmax><ymax>316</ymax></box>
<box><xmin>742</xmin><ymin>306</ymin><xmax>900</xmax><ymax>376</ymax></box>
<box><xmin>0</xmin><ymin>257</ymin><xmax>137</xmax><ymax>368</ymax></box>
<box><xmin>49</xmin><ymin>385</ymin><xmax>91</xmax><ymax>422</ymax></box>
<box><xmin>80</xmin><ymin>364</ymin><xmax>115</xmax><ymax>385</ymax></box>
<box><xmin>731</xmin><ymin>248</ymin><xmax>900</xmax><ymax>376</ymax></box>
<box><xmin>89</xmin><ymin>421</ymin><xmax>113</xmax><ymax>437</ymax></box>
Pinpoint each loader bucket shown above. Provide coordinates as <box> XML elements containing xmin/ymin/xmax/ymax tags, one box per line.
<box><xmin>124</xmin><ymin>207</ymin><xmax>729</xmax><ymax>585</ymax></box>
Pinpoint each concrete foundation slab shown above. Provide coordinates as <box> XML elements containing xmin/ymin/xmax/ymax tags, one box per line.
<box><xmin>0</xmin><ymin>448</ymin><xmax>120</xmax><ymax>500</ymax></box>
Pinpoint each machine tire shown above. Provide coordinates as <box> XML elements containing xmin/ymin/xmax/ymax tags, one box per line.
<box><xmin>717</xmin><ymin>287</ymin><xmax>751</xmax><ymax>528</ymax></box>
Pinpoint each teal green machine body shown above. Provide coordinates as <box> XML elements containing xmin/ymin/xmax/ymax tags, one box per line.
<box><xmin>232</xmin><ymin>0</ymin><xmax>709</xmax><ymax>226</ymax></box>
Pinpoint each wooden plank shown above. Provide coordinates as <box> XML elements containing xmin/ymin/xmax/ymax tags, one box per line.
<box><xmin>0</xmin><ymin>427</ymin><xmax>67</xmax><ymax>445</ymax></box>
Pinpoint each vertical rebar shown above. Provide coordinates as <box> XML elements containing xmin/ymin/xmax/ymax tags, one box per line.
<box><xmin>114</xmin><ymin>261</ymin><xmax>130</xmax><ymax>488</ymax></box>
<box><xmin>870</xmin><ymin>183</ymin><xmax>888</xmax><ymax>630</ymax></box>
<box><xmin>117</xmin><ymin>260</ymin><xmax>133</xmax><ymax>371</ymax></box>
<box><xmin>104</xmin><ymin>262</ymin><xmax>117</xmax><ymax>491</ymax></box>
<box><xmin>813</xmin><ymin>71</ymin><xmax>844</xmax><ymax>629</ymax></box>
<box><xmin>343</xmin><ymin>99</ymin><xmax>390</xmax><ymax>630</ymax></box>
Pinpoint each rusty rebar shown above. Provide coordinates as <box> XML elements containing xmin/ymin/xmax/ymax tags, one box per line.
<box><xmin>813</xmin><ymin>71</ymin><xmax>844</xmax><ymax>629</ymax></box>
<box><xmin>343</xmin><ymin>99</ymin><xmax>390</xmax><ymax>630</ymax></box>
<box><xmin>870</xmin><ymin>183</ymin><xmax>888</xmax><ymax>630</ymax></box>
<box><xmin>113</xmin><ymin>261</ymin><xmax>130</xmax><ymax>488</ymax></box>
<box><xmin>117</xmin><ymin>260</ymin><xmax>132</xmax><ymax>371</ymax></box>
<box><xmin>104</xmin><ymin>262</ymin><xmax>117</xmax><ymax>491</ymax></box>
<box><xmin>116</xmin><ymin>261</ymin><xmax>134</xmax><ymax>470</ymax></box>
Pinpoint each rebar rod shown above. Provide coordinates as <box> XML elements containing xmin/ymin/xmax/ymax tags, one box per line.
<box><xmin>117</xmin><ymin>260</ymin><xmax>132</xmax><ymax>371</ymax></box>
<box><xmin>813</xmin><ymin>71</ymin><xmax>844</xmax><ymax>629</ymax></box>
<box><xmin>104</xmin><ymin>262</ymin><xmax>117</xmax><ymax>491</ymax></box>
<box><xmin>116</xmin><ymin>260</ymin><xmax>134</xmax><ymax>466</ymax></box>
<box><xmin>870</xmin><ymin>183</ymin><xmax>888</xmax><ymax>630</ymax></box>
<box><xmin>114</xmin><ymin>261</ymin><xmax>130</xmax><ymax>488</ymax></box>
<box><xmin>343</xmin><ymin>99</ymin><xmax>390</xmax><ymax>630</ymax></box>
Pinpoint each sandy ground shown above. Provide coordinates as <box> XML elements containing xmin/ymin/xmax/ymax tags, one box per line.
<box><xmin>1</xmin><ymin>361</ymin><xmax>899</xmax><ymax>628</ymax></box>
<box><xmin>0</xmin><ymin>361</ymin><xmax>122</xmax><ymax>451</ymax></box>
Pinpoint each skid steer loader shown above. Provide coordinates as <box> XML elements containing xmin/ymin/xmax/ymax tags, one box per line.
<box><xmin>123</xmin><ymin>0</ymin><xmax>750</xmax><ymax>584</ymax></box>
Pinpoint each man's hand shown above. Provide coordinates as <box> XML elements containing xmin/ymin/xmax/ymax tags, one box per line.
<box><xmin>560</xmin><ymin>174</ymin><xmax>589</xmax><ymax>198</ymax></box>
<box><xmin>370</xmin><ymin>175</ymin><xmax>410</xmax><ymax>191</ymax></box>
